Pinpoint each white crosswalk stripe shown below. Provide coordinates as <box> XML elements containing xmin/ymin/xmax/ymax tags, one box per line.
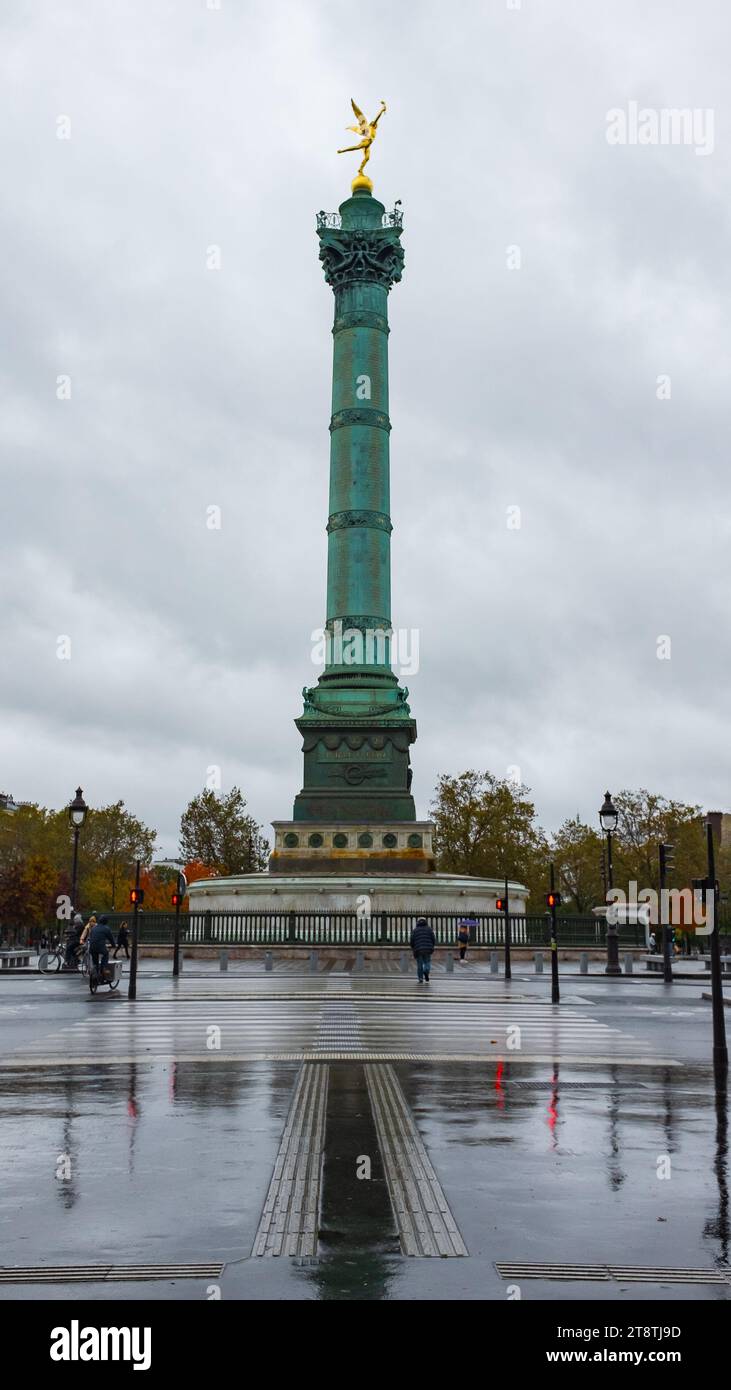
<box><xmin>7</xmin><ymin>994</ymin><xmax>668</xmax><ymax>1063</ymax></box>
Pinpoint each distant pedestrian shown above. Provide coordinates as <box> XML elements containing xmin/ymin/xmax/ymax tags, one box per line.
<box><xmin>648</xmin><ymin>931</ymin><xmax>657</xmax><ymax>953</ymax></box>
<box><xmin>410</xmin><ymin>916</ymin><xmax>435</xmax><ymax>983</ymax></box>
<box><xmin>457</xmin><ymin>919</ymin><xmax>471</xmax><ymax>964</ymax></box>
<box><xmin>114</xmin><ymin>921</ymin><xmax>130</xmax><ymax>960</ymax></box>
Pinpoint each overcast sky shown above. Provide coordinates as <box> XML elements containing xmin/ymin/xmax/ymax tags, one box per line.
<box><xmin>2</xmin><ymin>0</ymin><xmax>729</xmax><ymax>856</ymax></box>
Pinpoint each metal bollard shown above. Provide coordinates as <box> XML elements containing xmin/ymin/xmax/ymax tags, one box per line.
<box><xmin>355</xmin><ymin>950</ymin><xmax>364</xmax><ymax>973</ymax></box>
<box><xmin>264</xmin><ymin>951</ymin><xmax>273</xmax><ymax>972</ymax></box>
<box><xmin>534</xmin><ymin>951</ymin><xmax>544</xmax><ymax>974</ymax></box>
<box><xmin>219</xmin><ymin>950</ymin><xmax>228</xmax><ymax>972</ymax></box>
<box><xmin>580</xmin><ymin>952</ymin><xmax>588</xmax><ymax>975</ymax></box>
<box><xmin>490</xmin><ymin>950</ymin><xmax>499</xmax><ymax>974</ymax></box>
<box><xmin>624</xmin><ymin>953</ymin><xmax>633</xmax><ymax>975</ymax></box>
<box><xmin>309</xmin><ymin>950</ymin><xmax>318</xmax><ymax>974</ymax></box>
<box><xmin>399</xmin><ymin>950</ymin><xmax>409</xmax><ymax>974</ymax></box>
<box><xmin>445</xmin><ymin>952</ymin><xmax>454</xmax><ymax>973</ymax></box>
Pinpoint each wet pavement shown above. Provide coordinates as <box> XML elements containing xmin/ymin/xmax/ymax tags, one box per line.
<box><xmin>1</xmin><ymin>965</ymin><xmax>729</xmax><ymax>1301</ymax></box>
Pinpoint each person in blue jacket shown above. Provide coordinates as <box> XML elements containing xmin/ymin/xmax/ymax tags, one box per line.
<box><xmin>88</xmin><ymin>915</ymin><xmax>116</xmax><ymax>976</ymax></box>
<box><xmin>410</xmin><ymin>916</ymin><xmax>436</xmax><ymax>983</ymax></box>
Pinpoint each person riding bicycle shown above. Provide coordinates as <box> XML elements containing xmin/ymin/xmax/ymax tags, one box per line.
<box><xmin>64</xmin><ymin>913</ymin><xmax>84</xmax><ymax>968</ymax></box>
<box><xmin>88</xmin><ymin>916</ymin><xmax>116</xmax><ymax>979</ymax></box>
<box><xmin>80</xmin><ymin>913</ymin><xmax>97</xmax><ymax>946</ymax></box>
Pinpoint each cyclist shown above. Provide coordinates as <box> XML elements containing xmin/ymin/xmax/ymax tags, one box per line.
<box><xmin>80</xmin><ymin>913</ymin><xmax>97</xmax><ymax>946</ymax></box>
<box><xmin>88</xmin><ymin>915</ymin><xmax>116</xmax><ymax>980</ymax></box>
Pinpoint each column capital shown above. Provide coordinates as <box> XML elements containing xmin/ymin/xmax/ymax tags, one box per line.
<box><xmin>317</xmin><ymin>225</ymin><xmax>404</xmax><ymax>292</ymax></box>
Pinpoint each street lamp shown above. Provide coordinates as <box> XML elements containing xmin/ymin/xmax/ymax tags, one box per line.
<box><xmin>599</xmin><ymin>790</ymin><xmax>621</xmax><ymax>976</ymax></box>
<box><xmin>68</xmin><ymin>786</ymin><xmax>88</xmax><ymax>914</ymax></box>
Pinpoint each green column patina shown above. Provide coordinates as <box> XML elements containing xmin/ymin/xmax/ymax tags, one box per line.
<box><xmin>293</xmin><ymin>185</ymin><xmax>417</xmax><ymax>823</ymax></box>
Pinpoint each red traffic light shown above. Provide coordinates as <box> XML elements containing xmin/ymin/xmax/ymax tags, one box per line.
<box><xmin>129</xmin><ymin>887</ymin><xmax>144</xmax><ymax>905</ymax></box>
<box><xmin>546</xmin><ymin>891</ymin><xmax>562</xmax><ymax>910</ymax></box>
<box><xmin>171</xmin><ymin>892</ymin><xmax>182</xmax><ymax>908</ymax></box>
<box><xmin>495</xmin><ymin>897</ymin><xmax>506</xmax><ymax>912</ymax></box>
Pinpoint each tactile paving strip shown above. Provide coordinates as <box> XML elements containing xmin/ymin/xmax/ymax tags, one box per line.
<box><xmin>252</xmin><ymin>1063</ymin><xmax>328</xmax><ymax>1257</ymax></box>
<box><xmin>365</xmin><ymin>1062</ymin><xmax>468</xmax><ymax>1257</ymax></box>
<box><xmin>0</xmin><ymin>1263</ymin><xmax>223</xmax><ymax>1284</ymax></box>
<box><xmin>495</xmin><ymin>1262</ymin><xmax>731</xmax><ymax>1285</ymax></box>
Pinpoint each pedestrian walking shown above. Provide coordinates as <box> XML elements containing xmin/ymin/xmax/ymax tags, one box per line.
<box><xmin>457</xmin><ymin>919</ymin><xmax>471</xmax><ymax>964</ymax></box>
<box><xmin>410</xmin><ymin>916</ymin><xmax>435</xmax><ymax>983</ymax></box>
<box><xmin>113</xmin><ymin>921</ymin><xmax>130</xmax><ymax>960</ymax></box>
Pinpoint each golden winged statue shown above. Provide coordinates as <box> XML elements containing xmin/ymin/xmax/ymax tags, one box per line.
<box><xmin>337</xmin><ymin>98</ymin><xmax>387</xmax><ymax>188</ymax></box>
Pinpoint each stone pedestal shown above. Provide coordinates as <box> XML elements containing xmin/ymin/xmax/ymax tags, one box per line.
<box><xmin>188</xmin><ymin>871</ymin><xmax>528</xmax><ymax>917</ymax></box>
<box><xmin>270</xmin><ymin>819</ymin><xmax>435</xmax><ymax>875</ymax></box>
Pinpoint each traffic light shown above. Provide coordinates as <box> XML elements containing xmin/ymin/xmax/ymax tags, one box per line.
<box><xmin>171</xmin><ymin>892</ymin><xmax>182</xmax><ymax>908</ymax></box>
<box><xmin>659</xmin><ymin>843</ymin><xmax>675</xmax><ymax>876</ymax></box>
<box><xmin>546</xmin><ymin>891</ymin><xmax>562</xmax><ymax>910</ymax></box>
<box><xmin>129</xmin><ymin>887</ymin><xmax>144</xmax><ymax>906</ymax></box>
<box><xmin>692</xmin><ymin>876</ymin><xmax>719</xmax><ymax>904</ymax></box>
<box><xmin>495</xmin><ymin>897</ymin><xmax>506</xmax><ymax>913</ymax></box>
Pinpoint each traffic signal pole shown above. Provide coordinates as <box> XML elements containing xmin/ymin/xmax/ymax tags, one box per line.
<box><xmin>173</xmin><ymin>894</ymin><xmax>181</xmax><ymax>978</ymax></box>
<box><xmin>503</xmin><ymin>876</ymin><xmax>511</xmax><ymax>980</ymax></box>
<box><xmin>171</xmin><ymin>869</ymin><xmax>187</xmax><ymax>977</ymax></box>
<box><xmin>659</xmin><ymin>843</ymin><xmax>674</xmax><ymax>985</ymax></box>
<box><xmin>128</xmin><ymin>859</ymin><xmax>141</xmax><ymax>1001</ymax></box>
<box><xmin>549</xmin><ymin>863</ymin><xmax>560</xmax><ymax>1004</ymax></box>
<box><xmin>705</xmin><ymin>823</ymin><xmax>728</xmax><ymax>1078</ymax></box>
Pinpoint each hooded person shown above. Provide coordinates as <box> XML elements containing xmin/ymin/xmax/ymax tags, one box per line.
<box><xmin>410</xmin><ymin>916</ymin><xmax>436</xmax><ymax>983</ymax></box>
<box><xmin>88</xmin><ymin>915</ymin><xmax>116</xmax><ymax>975</ymax></box>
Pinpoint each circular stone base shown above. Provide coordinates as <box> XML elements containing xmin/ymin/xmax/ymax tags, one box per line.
<box><xmin>188</xmin><ymin>871</ymin><xmax>527</xmax><ymax>915</ymax></box>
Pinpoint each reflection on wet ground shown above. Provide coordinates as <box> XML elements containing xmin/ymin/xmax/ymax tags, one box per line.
<box><xmin>0</xmin><ymin>1059</ymin><xmax>728</xmax><ymax>1301</ymax></box>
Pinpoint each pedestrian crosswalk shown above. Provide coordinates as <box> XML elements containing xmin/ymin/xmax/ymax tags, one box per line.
<box><xmin>6</xmin><ymin>985</ymin><xmax>674</xmax><ymax>1064</ymax></box>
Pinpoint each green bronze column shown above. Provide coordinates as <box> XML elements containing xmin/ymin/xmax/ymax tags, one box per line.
<box><xmin>291</xmin><ymin>183</ymin><xmax>417</xmax><ymax>828</ymax></box>
<box><xmin>323</xmin><ymin>189</ymin><xmax>399</xmax><ymax>687</ymax></box>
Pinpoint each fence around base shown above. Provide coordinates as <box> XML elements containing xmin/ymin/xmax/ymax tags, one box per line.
<box><xmin>46</xmin><ymin>910</ymin><xmax>663</xmax><ymax>949</ymax></box>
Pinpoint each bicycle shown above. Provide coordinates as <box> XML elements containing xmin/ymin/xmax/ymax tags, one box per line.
<box><xmin>88</xmin><ymin>957</ymin><xmax>122</xmax><ymax>994</ymax></box>
<box><xmin>38</xmin><ymin>941</ymin><xmax>91</xmax><ymax>975</ymax></box>
<box><xmin>38</xmin><ymin>941</ymin><xmax>64</xmax><ymax>973</ymax></box>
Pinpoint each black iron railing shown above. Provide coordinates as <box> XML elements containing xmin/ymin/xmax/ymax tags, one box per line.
<box><xmin>42</xmin><ymin>911</ymin><xmax>665</xmax><ymax>949</ymax></box>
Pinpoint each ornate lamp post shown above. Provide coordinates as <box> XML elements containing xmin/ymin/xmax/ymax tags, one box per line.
<box><xmin>68</xmin><ymin>786</ymin><xmax>88</xmax><ymax>914</ymax></box>
<box><xmin>599</xmin><ymin>790</ymin><xmax>621</xmax><ymax>976</ymax></box>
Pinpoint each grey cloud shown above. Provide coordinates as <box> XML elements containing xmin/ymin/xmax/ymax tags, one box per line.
<box><xmin>2</xmin><ymin>0</ymin><xmax>729</xmax><ymax>854</ymax></box>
